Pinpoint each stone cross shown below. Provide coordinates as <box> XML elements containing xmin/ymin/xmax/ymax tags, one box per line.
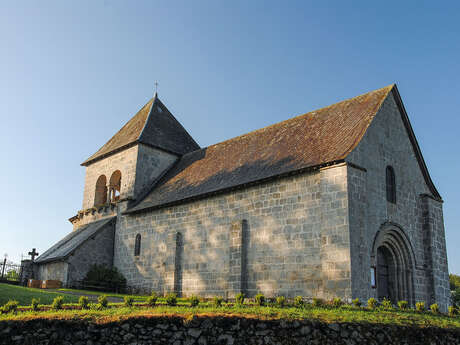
<box><xmin>28</xmin><ymin>248</ymin><xmax>39</xmax><ymax>262</ymax></box>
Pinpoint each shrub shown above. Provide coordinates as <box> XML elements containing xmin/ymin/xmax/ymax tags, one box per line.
<box><xmin>398</xmin><ymin>300</ymin><xmax>408</xmax><ymax>310</ymax></box>
<box><xmin>166</xmin><ymin>293</ymin><xmax>177</xmax><ymax>306</ymax></box>
<box><xmin>416</xmin><ymin>301</ymin><xmax>425</xmax><ymax>312</ymax></box>
<box><xmin>83</xmin><ymin>264</ymin><xmax>127</xmax><ymax>292</ymax></box>
<box><xmin>189</xmin><ymin>295</ymin><xmax>199</xmax><ymax>307</ymax></box>
<box><xmin>124</xmin><ymin>296</ymin><xmax>134</xmax><ymax>307</ymax></box>
<box><xmin>367</xmin><ymin>298</ymin><xmax>377</xmax><ymax>310</ymax></box>
<box><xmin>235</xmin><ymin>293</ymin><xmax>245</xmax><ymax>306</ymax></box>
<box><xmin>381</xmin><ymin>298</ymin><xmax>393</xmax><ymax>310</ymax></box>
<box><xmin>51</xmin><ymin>296</ymin><xmax>64</xmax><ymax>310</ymax></box>
<box><xmin>452</xmin><ymin>288</ymin><xmax>460</xmax><ymax>308</ymax></box>
<box><xmin>332</xmin><ymin>297</ymin><xmax>343</xmax><ymax>308</ymax></box>
<box><xmin>293</xmin><ymin>296</ymin><xmax>304</xmax><ymax>308</ymax></box>
<box><xmin>312</xmin><ymin>298</ymin><xmax>323</xmax><ymax>307</ymax></box>
<box><xmin>147</xmin><ymin>293</ymin><xmax>158</xmax><ymax>307</ymax></box>
<box><xmin>276</xmin><ymin>296</ymin><xmax>286</xmax><ymax>307</ymax></box>
<box><xmin>352</xmin><ymin>298</ymin><xmax>362</xmax><ymax>308</ymax></box>
<box><xmin>255</xmin><ymin>293</ymin><xmax>265</xmax><ymax>306</ymax></box>
<box><xmin>448</xmin><ymin>306</ymin><xmax>457</xmax><ymax>317</ymax></box>
<box><xmin>2</xmin><ymin>300</ymin><xmax>18</xmax><ymax>314</ymax></box>
<box><xmin>213</xmin><ymin>296</ymin><xmax>224</xmax><ymax>307</ymax></box>
<box><xmin>78</xmin><ymin>296</ymin><xmax>89</xmax><ymax>310</ymax></box>
<box><xmin>31</xmin><ymin>298</ymin><xmax>40</xmax><ymax>312</ymax></box>
<box><xmin>430</xmin><ymin>303</ymin><xmax>439</xmax><ymax>314</ymax></box>
<box><xmin>98</xmin><ymin>295</ymin><xmax>108</xmax><ymax>309</ymax></box>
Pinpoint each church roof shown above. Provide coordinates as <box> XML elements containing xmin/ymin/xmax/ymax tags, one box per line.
<box><xmin>81</xmin><ymin>95</ymin><xmax>200</xmax><ymax>166</ymax></box>
<box><xmin>35</xmin><ymin>217</ymin><xmax>115</xmax><ymax>264</ymax></box>
<box><xmin>128</xmin><ymin>84</ymin><xmax>436</xmax><ymax>214</ymax></box>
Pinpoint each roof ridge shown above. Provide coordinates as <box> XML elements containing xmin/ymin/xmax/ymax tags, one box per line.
<box><xmin>193</xmin><ymin>85</ymin><xmax>394</xmax><ymax>153</ymax></box>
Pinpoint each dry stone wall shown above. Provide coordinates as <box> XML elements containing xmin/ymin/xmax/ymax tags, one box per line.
<box><xmin>1</xmin><ymin>316</ymin><xmax>459</xmax><ymax>345</ymax></box>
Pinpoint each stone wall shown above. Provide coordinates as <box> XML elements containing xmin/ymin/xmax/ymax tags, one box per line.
<box><xmin>66</xmin><ymin>220</ymin><xmax>115</xmax><ymax>286</ymax></box>
<box><xmin>345</xmin><ymin>91</ymin><xmax>450</xmax><ymax>310</ymax></box>
<box><xmin>114</xmin><ymin>164</ymin><xmax>351</xmax><ymax>299</ymax></box>
<box><xmin>82</xmin><ymin>145</ymin><xmax>139</xmax><ymax>210</ymax></box>
<box><xmin>1</xmin><ymin>316</ymin><xmax>459</xmax><ymax>345</ymax></box>
<box><xmin>37</xmin><ymin>262</ymin><xmax>68</xmax><ymax>285</ymax></box>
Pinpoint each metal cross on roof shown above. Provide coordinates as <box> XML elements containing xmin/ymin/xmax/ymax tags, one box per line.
<box><xmin>154</xmin><ymin>82</ymin><xmax>159</xmax><ymax>95</ymax></box>
<box><xmin>28</xmin><ymin>248</ymin><xmax>39</xmax><ymax>261</ymax></box>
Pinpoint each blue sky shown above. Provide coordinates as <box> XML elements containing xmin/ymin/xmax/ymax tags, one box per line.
<box><xmin>0</xmin><ymin>1</ymin><xmax>459</xmax><ymax>274</ymax></box>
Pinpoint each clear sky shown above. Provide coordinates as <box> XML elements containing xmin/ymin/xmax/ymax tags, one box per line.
<box><xmin>0</xmin><ymin>1</ymin><xmax>459</xmax><ymax>274</ymax></box>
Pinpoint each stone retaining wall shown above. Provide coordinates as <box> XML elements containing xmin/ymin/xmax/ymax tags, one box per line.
<box><xmin>1</xmin><ymin>316</ymin><xmax>459</xmax><ymax>345</ymax></box>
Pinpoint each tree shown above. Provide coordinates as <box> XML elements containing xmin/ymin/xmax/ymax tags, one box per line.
<box><xmin>450</xmin><ymin>274</ymin><xmax>460</xmax><ymax>291</ymax></box>
<box><xmin>6</xmin><ymin>270</ymin><xmax>19</xmax><ymax>281</ymax></box>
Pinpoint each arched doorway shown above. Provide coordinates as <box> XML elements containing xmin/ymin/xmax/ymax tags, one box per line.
<box><xmin>372</xmin><ymin>224</ymin><xmax>416</xmax><ymax>305</ymax></box>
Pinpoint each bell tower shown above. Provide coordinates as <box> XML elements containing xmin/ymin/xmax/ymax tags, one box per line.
<box><xmin>69</xmin><ymin>93</ymin><xmax>199</xmax><ymax>229</ymax></box>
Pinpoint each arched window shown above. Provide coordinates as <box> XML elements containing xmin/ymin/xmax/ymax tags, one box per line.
<box><xmin>109</xmin><ymin>170</ymin><xmax>122</xmax><ymax>202</ymax></box>
<box><xmin>386</xmin><ymin>166</ymin><xmax>396</xmax><ymax>203</ymax></box>
<box><xmin>94</xmin><ymin>175</ymin><xmax>107</xmax><ymax>206</ymax></box>
<box><xmin>134</xmin><ymin>234</ymin><xmax>141</xmax><ymax>256</ymax></box>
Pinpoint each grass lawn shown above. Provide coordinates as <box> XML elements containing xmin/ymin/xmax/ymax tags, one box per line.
<box><xmin>57</xmin><ymin>288</ymin><xmax>189</xmax><ymax>303</ymax></box>
<box><xmin>57</xmin><ymin>288</ymin><xmax>150</xmax><ymax>301</ymax></box>
<box><xmin>0</xmin><ymin>283</ymin><xmax>79</xmax><ymax>305</ymax></box>
<box><xmin>0</xmin><ymin>304</ymin><xmax>459</xmax><ymax>329</ymax></box>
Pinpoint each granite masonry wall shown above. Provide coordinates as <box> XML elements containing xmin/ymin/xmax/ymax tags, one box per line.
<box><xmin>77</xmin><ymin>144</ymin><xmax>176</xmax><ymax>229</ymax></box>
<box><xmin>37</xmin><ymin>262</ymin><xmax>68</xmax><ymax>285</ymax></box>
<box><xmin>114</xmin><ymin>164</ymin><xmax>351</xmax><ymax>300</ymax></box>
<box><xmin>1</xmin><ymin>316</ymin><xmax>459</xmax><ymax>345</ymax></box>
<box><xmin>345</xmin><ymin>92</ymin><xmax>450</xmax><ymax>310</ymax></box>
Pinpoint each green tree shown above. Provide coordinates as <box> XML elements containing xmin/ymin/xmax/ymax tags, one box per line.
<box><xmin>449</xmin><ymin>274</ymin><xmax>460</xmax><ymax>291</ymax></box>
<box><xmin>5</xmin><ymin>270</ymin><xmax>19</xmax><ymax>281</ymax></box>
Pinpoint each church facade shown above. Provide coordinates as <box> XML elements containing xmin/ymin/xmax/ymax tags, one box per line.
<box><xmin>33</xmin><ymin>85</ymin><xmax>450</xmax><ymax>310</ymax></box>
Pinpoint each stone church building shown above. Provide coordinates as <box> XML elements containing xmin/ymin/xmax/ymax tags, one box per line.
<box><xmin>32</xmin><ymin>84</ymin><xmax>450</xmax><ymax>309</ymax></box>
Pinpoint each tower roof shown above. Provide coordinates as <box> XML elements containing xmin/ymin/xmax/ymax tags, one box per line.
<box><xmin>81</xmin><ymin>95</ymin><xmax>200</xmax><ymax>166</ymax></box>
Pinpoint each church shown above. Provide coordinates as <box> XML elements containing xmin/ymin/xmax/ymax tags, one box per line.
<box><xmin>31</xmin><ymin>84</ymin><xmax>450</xmax><ymax>310</ymax></box>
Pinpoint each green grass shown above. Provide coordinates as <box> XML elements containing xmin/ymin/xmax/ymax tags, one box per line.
<box><xmin>57</xmin><ymin>288</ymin><xmax>189</xmax><ymax>303</ymax></box>
<box><xmin>1</xmin><ymin>304</ymin><xmax>459</xmax><ymax>329</ymax></box>
<box><xmin>0</xmin><ymin>283</ymin><xmax>79</xmax><ymax>306</ymax></box>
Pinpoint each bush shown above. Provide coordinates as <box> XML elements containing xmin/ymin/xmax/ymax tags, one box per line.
<box><xmin>166</xmin><ymin>293</ymin><xmax>177</xmax><ymax>306</ymax></box>
<box><xmin>448</xmin><ymin>306</ymin><xmax>457</xmax><ymax>317</ymax></box>
<box><xmin>293</xmin><ymin>296</ymin><xmax>304</xmax><ymax>308</ymax></box>
<box><xmin>452</xmin><ymin>288</ymin><xmax>460</xmax><ymax>308</ymax></box>
<box><xmin>367</xmin><ymin>298</ymin><xmax>377</xmax><ymax>309</ymax></box>
<box><xmin>235</xmin><ymin>293</ymin><xmax>245</xmax><ymax>306</ymax></box>
<box><xmin>430</xmin><ymin>303</ymin><xmax>439</xmax><ymax>314</ymax></box>
<box><xmin>98</xmin><ymin>295</ymin><xmax>108</xmax><ymax>309</ymax></box>
<box><xmin>416</xmin><ymin>301</ymin><xmax>425</xmax><ymax>312</ymax></box>
<box><xmin>82</xmin><ymin>264</ymin><xmax>127</xmax><ymax>292</ymax></box>
<box><xmin>189</xmin><ymin>295</ymin><xmax>199</xmax><ymax>307</ymax></box>
<box><xmin>213</xmin><ymin>296</ymin><xmax>224</xmax><ymax>307</ymax></box>
<box><xmin>312</xmin><ymin>298</ymin><xmax>323</xmax><ymax>307</ymax></box>
<box><xmin>276</xmin><ymin>296</ymin><xmax>286</xmax><ymax>307</ymax></box>
<box><xmin>255</xmin><ymin>293</ymin><xmax>265</xmax><ymax>306</ymax></box>
<box><xmin>332</xmin><ymin>297</ymin><xmax>343</xmax><ymax>308</ymax></box>
<box><xmin>381</xmin><ymin>298</ymin><xmax>393</xmax><ymax>310</ymax></box>
<box><xmin>51</xmin><ymin>296</ymin><xmax>64</xmax><ymax>310</ymax></box>
<box><xmin>352</xmin><ymin>298</ymin><xmax>362</xmax><ymax>308</ymax></box>
<box><xmin>2</xmin><ymin>300</ymin><xmax>18</xmax><ymax>314</ymax></box>
<box><xmin>124</xmin><ymin>296</ymin><xmax>134</xmax><ymax>307</ymax></box>
<box><xmin>147</xmin><ymin>293</ymin><xmax>158</xmax><ymax>307</ymax></box>
<box><xmin>31</xmin><ymin>298</ymin><xmax>40</xmax><ymax>312</ymax></box>
<box><xmin>398</xmin><ymin>300</ymin><xmax>408</xmax><ymax>310</ymax></box>
<box><xmin>78</xmin><ymin>296</ymin><xmax>89</xmax><ymax>310</ymax></box>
